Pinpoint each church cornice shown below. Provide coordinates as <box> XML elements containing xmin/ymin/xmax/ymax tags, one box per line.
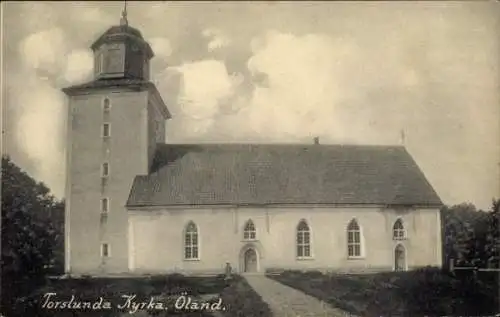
<box><xmin>62</xmin><ymin>79</ymin><xmax>171</xmax><ymax>119</ymax></box>
<box><xmin>126</xmin><ymin>203</ymin><xmax>442</xmax><ymax>211</ymax></box>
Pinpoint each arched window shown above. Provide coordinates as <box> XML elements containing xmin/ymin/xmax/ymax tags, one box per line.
<box><xmin>184</xmin><ymin>222</ymin><xmax>199</xmax><ymax>260</ymax></box>
<box><xmin>393</xmin><ymin>219</ymin><xmax>406</xmax><ymax>240</ymax></box>
<box><xmin>296</xmin><ymin>220</ymin><xmax>311</xmax><ymax>258</ymax></box>
<box><xmin>243</xmin><ymin>220</ymin><xmax>256</xmax><ymax>240</ymax></box>
<box><xmin>347</xmin><ymin>219</ymin><xmax>362</xmax><ymax>258</ymax></box>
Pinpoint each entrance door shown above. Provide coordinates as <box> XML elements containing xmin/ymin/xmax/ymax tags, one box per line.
<box><xmin>244</xmin><ymin>248</ymin><xmax>257</xmax><ymax>273</ymax></box>
<box><xmin>394</xmin><ymin>244</ymin><xmax>406</xmax><ymax>271</ymax></box>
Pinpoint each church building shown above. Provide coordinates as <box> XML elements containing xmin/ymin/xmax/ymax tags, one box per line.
<box><xmin>62</xmin><ymin>11</ymin><xmax>443</xmax><ymax>276</ymax></box>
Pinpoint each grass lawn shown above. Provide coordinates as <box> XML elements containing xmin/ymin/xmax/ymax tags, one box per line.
<box><xmin>268</xmin><ymin>267</ymin><xmax>499</xmax><ymax>317</ymax></box>
<box><xmin>218</xmin><ymin>275</ymin><xmax>273</xmax><ymax>317</ymax></box>
<box><xmin>13</xmin><ymin>274</ymin><xmax>272</xmax><ymax>317</ymax></box>
<box><xmin>21</xmin><ymin>274</ymin><xmax>229</xmax><ymax>317</ymax></box>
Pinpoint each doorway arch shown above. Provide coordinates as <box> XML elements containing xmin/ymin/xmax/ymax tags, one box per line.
<box><xmin>244</xmin><ymin>248</ymin><xmax>258</xmax><ymax>273</ymax></box>
<box><xmin>239</xmin><ymin>245</ymin><xmax>260</xmax><ymax>273</ymax></box>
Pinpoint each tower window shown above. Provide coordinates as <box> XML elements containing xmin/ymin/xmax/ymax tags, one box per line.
<box><xmin>101</xmin><ymin>243</ymin><xmax>110</xmax><ymax>257</ymax></box>
<box><xmin>103</xmin><ymin>98</ymin><xmax>111</xmax><ymax>112</ymax></box>
<box><xmin>102</xmin><ymin>123</ymin><xmax>110</xmax><ymax>137</ymax></box>
<box><xmin>101</xmin><ymin>198</ymin><xmax>109</xmax><ymax>213</ymax></box>
<box><xmin>102</xmin><ymin>162</ymin><xmax>109</xmax><ymax>177</ymax></box>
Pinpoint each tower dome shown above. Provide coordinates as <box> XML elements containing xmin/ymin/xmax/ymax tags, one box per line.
<box><xmin>90</xmin><ymin>5</ymin><xmax>153</xmax><ymax>80</ymax></box>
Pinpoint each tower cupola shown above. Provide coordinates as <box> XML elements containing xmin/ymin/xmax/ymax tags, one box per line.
<box><xmin>91</xmin><ymin>4</ymin><xmax>153</xmax><ymax>81</ymax></box>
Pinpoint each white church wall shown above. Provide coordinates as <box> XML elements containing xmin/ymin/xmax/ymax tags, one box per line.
<box><xmin>128</xmin><ymin>206</ymin><xmax>441</xmax><ymax>275</ymax></box>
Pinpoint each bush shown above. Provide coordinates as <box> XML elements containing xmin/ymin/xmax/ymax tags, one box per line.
<box><xmin>268</xmin><ymin>269</ymin><xmax>499</xmax><ymax>317</ymax></box>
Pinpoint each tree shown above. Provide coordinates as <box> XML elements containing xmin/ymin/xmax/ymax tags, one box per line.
<box><xmin>1</xmin><ymin>156</ymin><xmax>64</xmax><ymax>317</ymax></box>
<box><xmin>441</xmin><ymin>200</ymin><xmax>500</xmax><ymax>269</ymax></box>
<box><xmin>484</xmin><ymin>199</ymin><xmax>500</xmax><ymax>268</ymax></box>
<box><xmin>441</xmin><ymin>204</ymin><xmax>477</xmax><ymax>267</ymax></box>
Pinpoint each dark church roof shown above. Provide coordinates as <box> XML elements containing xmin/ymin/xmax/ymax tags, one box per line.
<box><xmin>90</xmin><ymin>24</ymin><xmax>154</xmax><ymax>58</ymax></box>
<box><xmin>91</xmin><ymin>25</ymin><xmax>142</xmax><ymax>49</ymax></box>
<box><xmin>101</xmin><ymin>25</ymin><xmax>144</xmax><ymax>40</ymax></box>
<box><xmin>126</xmin><ymin>143</ymin><xmax>442</xmax><ymax>208</ymax></box>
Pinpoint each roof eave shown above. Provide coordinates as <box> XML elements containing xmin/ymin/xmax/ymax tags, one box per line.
<box><xmin>148</xmin><ymin>84</ymin><xmax>172</xmax><ymax>120</ymax></box>
<box><xmin>125</xmin><ymin>201</ymin><xmax>444</xmax><ymax>210</ymax></box>
<box><xmin>61</xmin><ymin>82</ymin><xmax>148</xmax><ymax>96</ymax></box>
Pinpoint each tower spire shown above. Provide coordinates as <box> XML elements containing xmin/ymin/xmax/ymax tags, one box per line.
<box><xmin>120</xmin><ymin>0</ymin><xmax>128</xmax><ymax>26</ymax></box>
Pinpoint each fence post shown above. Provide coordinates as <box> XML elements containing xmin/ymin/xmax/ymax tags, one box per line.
<box><xmin>449</xmin><ymin>258</ymin><xmax>454</xmax><ymax>273</ymax></box>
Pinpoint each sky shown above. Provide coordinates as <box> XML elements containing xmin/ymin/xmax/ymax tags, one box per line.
<box><xmin>2</xmin><ymin>1</ymin><xmax>499</xmax><ymax>210</ymax></box>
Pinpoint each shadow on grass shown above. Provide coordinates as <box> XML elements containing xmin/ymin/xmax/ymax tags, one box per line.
<box><xmin>267</xmin><ymin>267</ymin><xmax>499</xmax><ymax>317</ymax></box>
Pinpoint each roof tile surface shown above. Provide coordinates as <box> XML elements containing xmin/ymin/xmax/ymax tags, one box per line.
<box><xmin>126</xmin><ymin>144</ymin><xmax>442</xmax><ymax>207</ymax></box>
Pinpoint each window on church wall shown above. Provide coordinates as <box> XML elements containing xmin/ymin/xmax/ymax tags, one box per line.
<box><xmin>393</xmin><ymin>219</ymin><xmax>406</xmax><ymax>240</ymax></box>
<box><xmin>347</xmin><ymin>219</ymin><xmax>362</xmax><ymax>258</ymax></box>
<box><xmin>296</xmin><ymin>220</ymin><xmax>311</xmax><ymax>258</ymax></box>
<box><xmin>243</xmin><ymin>220</ymin><xmax>256</xmax><ymax>240</ymax></box>
<box><xmin>184</xmin><ymin>222</ymin><xmax>199</xmax><ymax>260</ymax></box>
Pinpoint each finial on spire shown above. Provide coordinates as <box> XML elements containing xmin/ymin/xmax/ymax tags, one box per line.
<box><xmin>120</xmin><ymin>0</ymin><xmax>128</xmax><ymax>26</ymax></box>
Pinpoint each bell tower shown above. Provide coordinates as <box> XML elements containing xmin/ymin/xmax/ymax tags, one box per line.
<box><xmin>62</xmin><ymin>6</ymin><xmax>171</xmax><ymax>275</ymax></box>
<box><xmin>91</xmin><ymin>6</ymin><xmax>153</xmax><ymax>81</ymax></box>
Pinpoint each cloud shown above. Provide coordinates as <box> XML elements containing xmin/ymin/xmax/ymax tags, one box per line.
<box><xmin>167</xmin><ymin>30</ymin><xmax>423</xmax><ymax>143</ymax></box>
<box><xmin>5</xmin><ymin>2</ymin><xmax>498</xmax><ymax>209</ymax></box>
<box><xmin>19</xmin><ymin>28</ymin><xmax>67</xmax><ymax>75</ymax></box>
<box><xmin>12</xmin><ymin>71</ymin><xmax>66</xmax><ymax>196</ymax></box>
<box><xmin>202</xmin><ymin>28</ymin><xmax>231</xmax><ymax>52</ymax></box>
<box><xmin>244</xmin><ymin>31</ymin><xmax>345</xmax><ymax>139</ymax></box>
<box><xmin>171</xmin><ymin>31</ymin><xmax>361</xmax><ymax>142</ymax></box>
<box><xmin>149</xmin><ymin>37</ymin><xmax>173</xmax><ymax>58</ymax></box>
<box><xmin>63</xmin><ymin>49</ymin><xmax>94</xmax><ymax>83</ymax></box>
<box><xmin>14</xmin><ymin>27</ymin><xmax>95</xmax><ymax>197</ymax></box>
<box><xmin>172</xmin><ymin>60</ymin><xmax>241</xmax><ymax>137</ymax></box>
